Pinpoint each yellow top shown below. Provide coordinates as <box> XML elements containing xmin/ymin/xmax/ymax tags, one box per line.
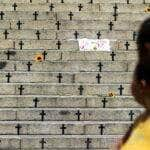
<box><xmin>121</xmin><ymin>117</ymin><xmax>150</xmax><ymax>150</ymax></box>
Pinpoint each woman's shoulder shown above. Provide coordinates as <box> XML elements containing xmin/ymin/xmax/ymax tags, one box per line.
<box><xmin>120</xmin><ymin>110</ymin><xmax>150</xmax><ymax>150</ymax></box>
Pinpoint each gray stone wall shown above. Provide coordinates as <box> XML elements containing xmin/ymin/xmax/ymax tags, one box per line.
<box><xmin>0</xmin><ymin>0</ymin><xmax>149</xmax><ymax>149</ymax></box>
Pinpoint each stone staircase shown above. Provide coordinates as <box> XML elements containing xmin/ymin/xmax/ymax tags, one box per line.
<box><xmin>0</xmin><ymin>0</ymin><xmax>150</xmax><ymax>149</ymax></box>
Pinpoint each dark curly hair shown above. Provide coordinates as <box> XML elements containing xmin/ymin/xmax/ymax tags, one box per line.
<box><xmin>121</xmin><ymin>17</ymin><xmax>150</xmax><ymax>145</ymax></box>
<box><xmin>135</xmin><ymin>17</ymin><xmax>150</xmax><ymax>83</ymax></box>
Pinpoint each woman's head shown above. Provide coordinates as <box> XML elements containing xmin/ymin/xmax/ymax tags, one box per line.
<box><xmin>131</xmin><ymin>17</ymin><xmax>150</xmax><ymax>109</ymax></box>
<box><xmin>137</xmin><ymin>17</ymin><xmax>150</xmax><ymax>60</ymax></box>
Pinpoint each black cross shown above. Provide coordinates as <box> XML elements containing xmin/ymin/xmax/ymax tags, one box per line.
<box><xmin>55</xmin><ymin>21</ymin><xmax>61</xmax><ymax>30</ymax></box>
<box><xmin>27</xmin><ymin>61</ymin><xmax>32</xmax><ymax>71</ymax></box>
<box><xmin>5</xmin><ymin>51</ymin><xmax>16</xmax><ymax>60</ymax></box>
<box><xmin>113</xmin><ymin>3</ymin><xmax>118</xmax><ymax>13</ymax></box>
<box><xmin>42</xmin><ymin>51</ymin><xmax>47</xmax><ymax>60</ymax></box>
<box><xmin>127</xmin><ymin>0</ymin><xmax>130</xmax><ymax>4</ymax></box>
<box><xmin>78</xmin><ymin>4</ymin><xmax>83</xmax><ymax>11</ymax></box>
<box><xmin>30</xmin><ymin>0</ymin><xmax>32</xmax><ymax>2</ymax></box>
<box><xmin>98</xmin><ymin>62</ymin><xmax>103</xmax><ymax>72</ymax></box>
<box><xmin>57</xmin><ymin>73</ymin><xmax>63</xmax><ymax>83</ymax></box>
<box><xmin>3</xmin><ymin>30</ymin><xmax>9</xmax><ymax>39</ymax></box>
<box><xmin>33</xmin><ymin>11</ymin><xmax>39</xmax><ymax>20</ymax></box>
<box><xmin>118</xmin><ymin>85</ymin><xmax>124</xmax><ymax>95</ymax></box>
<box><xmin>60</xmin><ymin>124</ymin><xmax>66</xmax><ymax>134</ymax></box>
<box><xmin>6</xmin><ymin>73</ymin><xmax>12</xmax><ymax>83</ymax></box>
<box><xmin>33</xmin><ymin>97</ymin><xmax>40</xmax><ymax>108</ymax></box>
<box><xmin>15</xmin><ymin>124</ymin><xmax>22</xmax><ymax>135</ymax></box>
<box><xmin>19</xmin><ymin>40</ymin><xmax>24</xmax><ymax>49</ymax></box>
<box><xmin>18</xmin><ymin>85</ymin><xmax>24</xmax><ymax>95</ymax></box>
<box><xmin>89</xmin><ymin>0</ymin><xmax>93</xmax><ymax>3</ymax></box>
<box><xmin>97</xmin><ymin>31</ymin><xmax>101</xmax><ymax>39</ymax></box>
<box><xmin>113</xmin><ymin>12</ymin><xmax>118</xmax><ymax>21</ymax></box>
<box><xmin>75</xmin><ymin>110</ymin><xmax>82</xmax><ymax>121</ymax></box>
<box><xmin>61</xmin><ymin>0</ymin><xmax>64</xmax><ymax>3</ymax></box>
<box><xmin>133</xmin><ymin>31</ymin><xmax>138</xmax><ymax>41</ymax></box>
<box><xmin>36</xmin><ymin>30</ymin><xmax>41</xmax><ymax>40</ymax></box>
<box><xmin>68</xmin><ymin>11</ymin><xmax>74</xmax><ymax>20</ymax></box>
<box><xmin>110</xmin><ymin>51</ymin><xmax>116</xmax><ymax>61</ymax></box>
<box><xmin>40</xmin><ymin>138</ymin><xmax>46</xmax><ymax>149</ymax></box>
<box><xmin>125</xmin><ymin>41</ymin><xmax>130</xmax><ymax>50</ymax></box>
<box><xmin>108</xmin><ymin>21</ymin><xmax>114</xmax><ymax>31</ymax></box>
<box><xmin>0</xmin><ymin>11</ymin><xmax>5</xmax><ymax>20</ymax></box>
<box><xmin>12</xmin><ymin>3</ymin><xmax>17</xmax><ymax>11</ymax></box>
<box><xmin>49</xmin><ymin>3</ymin><xmax>54</xmax><ymax>11</ymax></box>
<box><xmin>129</xmin><ymin>110</ymin><xmax>134</xmax><ymax>121</ymax></box>
<box><xmin>102</xmin><ymin>97</ymin><xmax>108</xmax><ymax>108</ymax></box>
<box><xmin>78</xmin><ymin>85</ymin><xmax>84</xmax><ymax>95</ymax></box>
<box><xmin>17</xmin><ymin>20</ymin><xmax>23</xmax><ymax>30</ymax></box>
<box><xmin>74</xmin><ymin>31</ymin><xmax>79</xmax><ymax>39</ymax></box>
<box><xmin>96</xmin><ymin>73</ymin><xmax>102</xmax><ymax>84</ymax></box>
<box><xmin>143</xmin><ymin>0</ymin><xmax>145</xmax><ymax>4</ymax></box>
<box><xmin>5</xmin><ymin>50</ymin><xmax>11</xmax><ymax>60</ymax></box>
<box><xmin>85</xmin><ymin>138</ymin><xmax>92</xmax><ymax>149</ymax></box>
<box><xmin>40</xmin><ymin>110</ymin><xmax>46</xmax><ymax>121</ymax></box>
<box><xmin>56</xmin><ymin>40</ymin><xmax>61</xmax><ymax>49</ymax></box>
<box><xmin>98</xmin><ymin>124</ymin><xmax>105</xmax><ymax>135</ymax></box>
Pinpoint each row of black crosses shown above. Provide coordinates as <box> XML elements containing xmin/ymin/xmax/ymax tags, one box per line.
<box><xmin>38</xmin><ymin>137</ymin><xmax>93</xmax><ymax>149</ymax></box>
<box><xmin>3</xmin><ymin>30</ymin><xmax>42</xmax><ymax>40</ymax></box>
<box><xmin>5</xmin><ymin>72</ymin><xmax>124</xmax><ymax>95</ymax></box>
<box><xmin>10</xmin><ymin>0</ymin><xmax>147</xmax><ymax>11</ymax></box>
<box><xmin>0</xmin><ymin>11</ymin><xmax>41</xmax><ymax>21</ymax></box>
<box><xmin>3</xmin><ymin>30</ymin><xmax>138</xmax><ymax>51</ymax></box>
<box><xmin>0</xmin><ymin>7</ymin><xmax>138</xmax><ymax>40</ymax></box>
<box><xmin>55</xmin><ymin>0</ymin><xmax>146</xmax><ymax>4</ymax></box>
<box><xmin>4</xmin><ymin>50</ymin><xmax>47</xmax><ymax>60</ymax></box>
<box><xmin>14</xmin><ymin>109</ymin><xmax>135</xmax><ymax>130</ymax></box>
<box><xmin>3</xmin><ymin>39</ymin><xmax>133</xmax><ymax>52</ymax></box>
<box><xmin>0</xmin><ymin>137</ymin><xmax>111</xmax><ymax>149</ymax></box>
<box><xmin>2</xmin><ymin>29</ymin><xmax>138</xmax><ymax>42</ymax></box>
<box><xmin>5</xmin><ymin>51</ymin><xmax>116</xmax><ymax>62</ymax></box>
<box><xmin>14</xmin><ymin>112</ymin><xmax>135</xmax><ymax>148</ymax></box>
<box><xmin>0</xmin><ymin>3</ymin><xmax>121</xmax><ymax>22</ymax></box>
<box><xmin>16</xmin><ymin>84</ymin><xmax>125</xmax><ymax>95</ymax></box>
<box><xmin>31</xmin><ymin>97</ymin><xmax>121</xmax><ymax>108</ymax></box>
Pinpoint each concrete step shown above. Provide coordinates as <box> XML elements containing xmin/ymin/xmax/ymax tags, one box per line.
<box><xmin>0</xmin><ymin>95</ymin><xmax>142</xmax><ymax>108</ymax></box>
<box><xmin>0</xmin><ymin>83</ymin><xmax>132</xmax><ymax>96</ymax></box>
<box><xmin>0</xmin><ymin>29</ymin><xmax>138</xmax><ymax>41</ymax></box>
<box><xmin>51</xmin><ymin>0</ymin><xmax>146</xmax><ymax>4</ymax></box>
<box><xmin>0</xmin><ymin>50</ymin><xmax>138</xmax><ymax>61</ymax></box>
<box><xmin>0</xmin><ymin>120</ymin><xmax>133</xmax><ymax>135</ymax></box>
<box><xmin>0</xmin><ymin>11</ymin><xmax>56</xmax><ymax>20</ymax></box>
<box><xmin>0</xmin><ymin>0</ymin><xmax>148</xmax><ymax>4</ymax></box>
<box><xmin>0</xmin><ymin>107</ymin><xmax>144</xmax><ymax>121</ymax></box>
<box><xmin>0</xmin><ymin>3</ymin><xmax>100</xmax><ymax>12</ymax></box>
<box><xmin>0</xmin><ymin>39</ymin><xmax>139</xmax><ymax>50</ymax></box>
<box><xmin>0</xmin><ymin>134</ymin><xmax>122</xmax><ymax>149</ymax></box>
<box><xmin>0</xmin><ymin>20</ymin><xmax>144</xmax><ymax>30</ymax></box>
<box><xmin>57</xmin><ymin>12</ymin><xmax>150</xmax><ymax>21</ymax></box>
<box><xmin>0</xmin><ymin>11</ymin><xmax>149</xmax><ymax>21</ymax></box>
<box><xmin>0</xmin><ymin>60</ymin><xmax>135</xmax><ymax>72</ymax></box>
<box><xmin>0</xmin><ymin>71</ymin><xmax>134</xmax><ymax>83</ymax></box>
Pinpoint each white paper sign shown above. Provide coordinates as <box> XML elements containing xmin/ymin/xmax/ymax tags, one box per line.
<box><xmin>77</xmin><ymin>38</ymin><xmax>111</xmax><ymax>51</ymax></box>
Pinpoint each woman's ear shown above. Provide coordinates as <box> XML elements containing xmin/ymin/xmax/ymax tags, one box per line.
<box><xmin>140</xmin><ymin>80</ymin><xmax>146</xmax><ymax>88</ymax></box>
<box><xmin>131</xmin><ymin>80</ymin><xmax>137</xmax><ymax>96</ymax></box>
<box><xmin>139</xmin><ymin>80</ymin><xmax>147</xmax><ymax>94</ymax></box>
